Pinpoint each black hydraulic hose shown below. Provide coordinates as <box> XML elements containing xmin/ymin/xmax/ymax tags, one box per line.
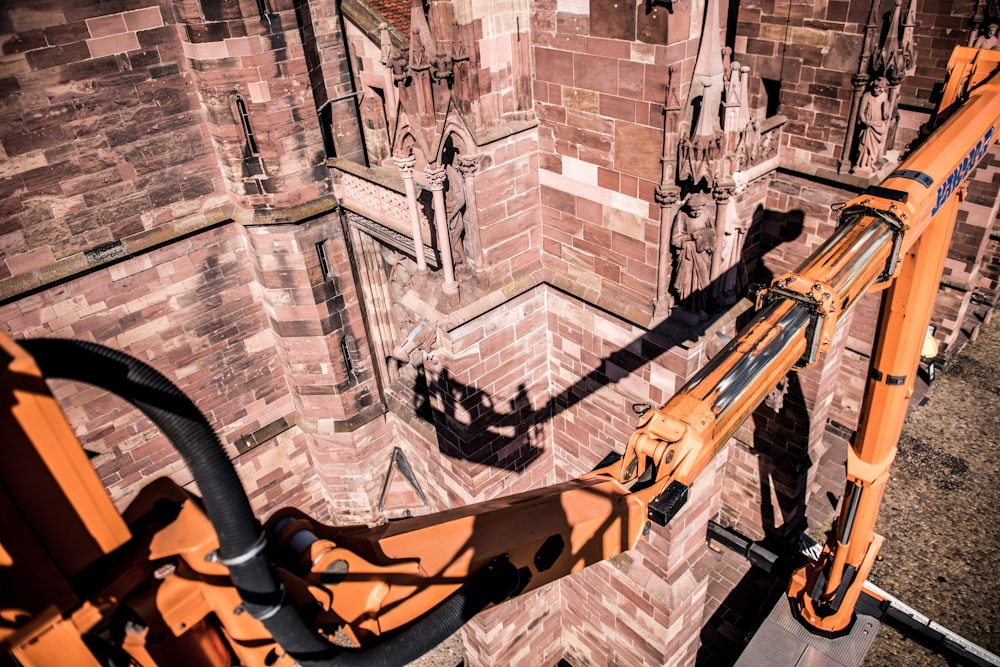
<box><xmin>21</xmin><ymin>337</ymin><xmax>515</xmax><ymax>666</ymax></box>
<box><xmin>20</xmin><ymin>338</ymin><xmax>334</xmax><ymax>661</ymax></box>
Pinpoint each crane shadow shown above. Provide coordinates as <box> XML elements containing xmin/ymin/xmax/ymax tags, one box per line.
<box><xmin>408</xmin><ymin>205</ymin><xmax>805</xmax><ymax>477</ymax></box>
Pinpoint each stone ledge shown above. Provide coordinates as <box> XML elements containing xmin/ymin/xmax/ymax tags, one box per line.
<box><xmin>305</xmin><ymin>400</ymin><xmax>388</xmax><ymax>434</ymax></box>
<box><xmin>232</xmin><ymin>195</ymin><xmax>340</xmax><ymax>226</ymax></box>
<box><xmin>941</xmin><ymin>270</ymin><xmax>981</xmax><ymax>293</ymax></box>
<box><xmin>0</xmin><ymin>205</ymin><xmax>233</xmax><ymax>305</ymax></box>
<box><xmin>0</xmin><ymin>196</ymin><xmax>343</xmax><ymax>304</ymax></box>
<box><xmin>329</xmin><ymin>158</ymin><xmax>410</xmax><ymax>195</ymax></box>
<box><xmin>340</xmin><ymin>0</ymin><xmax>407</xmax><ymax>48</ymax></box>
<box><xmin>776</xmin><ymin>161</ymin><xmax>872</xmax><ymax>193</ymax></box>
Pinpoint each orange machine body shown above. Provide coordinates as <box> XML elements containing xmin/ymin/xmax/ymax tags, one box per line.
<box><xmin>789</xmin><ymin>46</ymin><xmax>1000</xmax><ymax>634</ymax></box>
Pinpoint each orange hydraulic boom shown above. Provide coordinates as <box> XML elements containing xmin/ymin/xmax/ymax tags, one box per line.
<box><xmin>788</xmin><ymin>46</ymin><xmax>1000</xmax><ymax>634</ymax></box>
<box><xmin>2</xmin><ymin>46</ymin><xmax>999</xmax><ymax>666</ymax></box>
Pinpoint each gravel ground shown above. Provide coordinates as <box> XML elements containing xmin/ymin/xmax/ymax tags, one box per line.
<box><xmin>408</xmin><ymin>631</ymin><xmax>466</xmax><ymax>667</ymax></box>
<box><xmin>864</xmin><ymin>307</ymin><xmax>1000</xmax><ymax>665</ymax></box>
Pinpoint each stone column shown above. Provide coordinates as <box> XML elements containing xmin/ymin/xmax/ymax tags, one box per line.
<box><xmin>710</xmin><ymin>181</ymin><xmax>734</xmax><ymax>281</ymax></box>
<box><xmin>654</xmin><ymin>66</ymin><xmax>682</xmax><ymax>322</ymax></box>
<box><xmin>425</xmin><ymin>165</ymin><xmax>458</xmax><ymax>294</ymax></box>
<box><xmin>457</xmin><ymin>153</ymin><xmax>484</xmax><ymax>272</ymax></box>
<box><xmin>653</xmin><ymin>184</ymin><xmax>681</xmax><ymax>320</ymax></box>
<box><xmin>393</xmin><ymin>155</ymin><xmax>428</xmax><ymax>274</ymax></box>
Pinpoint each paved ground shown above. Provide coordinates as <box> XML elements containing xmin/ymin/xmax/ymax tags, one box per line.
<box><xmin>864</xmin><ymin>305</ymin><xmax>1000</xmax><ymax>665</ymax></box>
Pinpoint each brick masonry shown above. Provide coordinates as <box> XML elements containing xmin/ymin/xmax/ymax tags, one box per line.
<box><xmin>0</xmin><ymin>1</ymin><xmax>225</xmax><ymax>283</ymax></box>
<box><xmin>532</xmin><ymin>0</ymin><xmax>687</xmax><ymax>322</ymax></box>
<box><xmin>0</xmin><ymin>222</ymin><xmax>329</xmax><ymax>517</ymax></box>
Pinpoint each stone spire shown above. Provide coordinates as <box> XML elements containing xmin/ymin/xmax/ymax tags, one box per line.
<box><xmin>689</xmin><ymin>0</ymin><xmax>725</xmax><ymax>140</ymax></box>
<box><xmin>678</xmin><ymin>0</ymin><xmax>727</xmax><ymax>188</ymax></box>
<box><xmin>879</xmin><ymin>0</ymin><xmax>906</xmax><ymax>83</ymax></box>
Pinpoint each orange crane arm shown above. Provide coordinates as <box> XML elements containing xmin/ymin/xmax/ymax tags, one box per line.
<box><xmin>789</xmin><ymin>47</ymin><xmax>1000</xmax><ymax>634</ymax></box>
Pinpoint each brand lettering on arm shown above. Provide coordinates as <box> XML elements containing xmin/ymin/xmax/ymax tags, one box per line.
<box><xmin>932</xmin><ymin>126</ymin><xmax>995</xmax><ymax>215</ymax></box>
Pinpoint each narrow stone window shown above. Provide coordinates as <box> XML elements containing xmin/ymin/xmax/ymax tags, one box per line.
<box><xmin>233</xmin><ymin>93</ymin><xmax>265</xmax><ymax>178</ymax></box>
<box><xmin>316</xmin><ymin>240</ymin><xmax>332</xmax><ymax>280</ymax></box>
<box><xmin>235</xmin><ymin>94</ymin><xmax>259</xmax><ymax>157</ymax></box>
<box><xmin>341</xmin><ymin>336</ymin><xmax>356</xmax><ymax>381</ymax></box>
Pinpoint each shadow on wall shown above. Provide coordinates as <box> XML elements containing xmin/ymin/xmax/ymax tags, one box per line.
<box><xmin>417</xmin><ymin>370</ymin><xmax>544</xmax><ymax>472</ymax></box>
<box><xmin>407</xmin><ymin>206</ymin><xmax>806</xmax><ymax>475</ymax></box>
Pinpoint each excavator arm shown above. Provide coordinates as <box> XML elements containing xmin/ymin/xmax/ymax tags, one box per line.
<box><xmin>2</xmin><ymin>46</ymin><xmax>999</xmax><ymax>666</ymax></box>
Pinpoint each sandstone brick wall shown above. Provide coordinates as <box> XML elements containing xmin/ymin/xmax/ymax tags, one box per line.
<box><xmin>474</xmin><ymin>130</ymin><xmax>544</xmax><ymax>285</ymax></box>
<box><xmin>561</xmin><ymin>454</ymin><xmax>726</xmax><ymax>667</ymax></box>
<box><xmin>545</xmin><ymin>288</ymin><xmax>705</xmax><ymax>476</ymax></box>
<box><xmin>405</xmin><ymin>283</ymin><xmax>743</xmax><ymax>664</ymax></box>
<box><xmin>733</xmin><ymin>0</ymin><xmax>864</xmax><ymax>174</ymax></box>
<box><xmin>899</xmin><ymin>1</ymin><xmax>979</xmax><ymax>105</ymax></box>
<box><xmin>0</xmin><ymin>1</ymin><xmax>226</xmax><ymax>286</ymax></box>
<box><xmin>429</xmin><ymin>287</ymin><xmax>557</xmax><ymax>505</ymax></box>
<box><xmin>176</xmin><ymin>0</ymin><xmax>339</xmax><ymax>204</ymax></box>
<box><xmin>467</xmin><ymin>0</ymin><xmax>534</xmax><ymax>121</ymax></box>
<box><xmin>531</xmin><ymin>0</ymin><xmax>691</xmax><ymax>322</ymax></box>
<box><xmin>463</xmin><ymin>583</ymin><xmax>564</xmax><ymax>667</ymax></box>
<box><xmin>733</xmin><ymin>0</ymin><xmax>976</xmax><ymax>177</ymax></box>
<box><xmin>0</xmin><ymin>222</ymin><xmax>328</xmax><ymax>516</ymax></box>
<box><xmin>981</xmin><ymin>233</ymin><xmax>1000</xmax><ymax>302</ymax></box>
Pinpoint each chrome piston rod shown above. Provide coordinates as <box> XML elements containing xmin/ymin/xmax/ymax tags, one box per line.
<box><xmin>662</xmin><ymin>208</ymin><xmax>898</xmax><ymax>483</ymax></box>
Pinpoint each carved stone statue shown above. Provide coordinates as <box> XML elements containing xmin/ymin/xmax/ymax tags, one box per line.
<box><xmin>765</xmin><ymin>376</ymin><xmax>789</xmax><ymax>412</ymax></box>
<box><xmin>388</xmin><ymin>252</ymin><xmax>416</xmax><ymax>335</ymax></box>
<box><xmin>973</xmin><ymin>23</ymin><xmax>1000</xmax><ymax>49</ymax></box>
<box><xmin>736</xmin><ymin>116</ymin><xmax>760</xmax><ymax>169</ymax></box>
<box><xmin>411</xmin><ymin>29</ymin><xmax>427</xmax><ymax>69</ymax></box>
<box><xmin>386</xmin><ymin>253</ymin><xmax>436</xmax><ymax>367</ymax></box>
<box><xmin>855</xmin><ymin>77</ymin><xmax>890</xmax><ymax>173</ymax></box>
<box><xmin>452</xmin><ymin>21</ymin><xmax>467</xmax><ymax>59</ymax></box>
<box><xmin>444</xmin><ymin>163</ymin><xmax>467</xmax><ymax>267</ymax></box>
<box><xmin>714</xmin><ymin>197</ymin><xmax>749</xmax><ymax>305</ymax></box>
<box><xmin>378</xmin><ymin>22</ymin><xmax>392</xmax><ymax>65</ymax></box>
<box><xmin>391</xmin><ymin>50</ymin><xmax>409</xmax><ymax>84</ymax></box>
<box><xmin>671</xmin><ymin>192</ymin><xmax>715</xmax><ymax>319</ymax></box>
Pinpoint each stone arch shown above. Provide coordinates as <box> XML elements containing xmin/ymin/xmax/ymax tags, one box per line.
<box><xmin>436</xmin><ymin>120</ymin><xmax>483</xmax><ymax>273</ymax></box>
<box><xmin>436</xmin><ymin>115</ymin><xmax>476</xmax><ymax>160</ymax></box>
<box><xmin>393</xmin><ymin>126</ymin><xmax>433</xmax><ymax>171</ymax></box>
<box><xmin>394</xmin><ymin>127</ymin><xmax>416</xmax><ymax>158</ymax></box>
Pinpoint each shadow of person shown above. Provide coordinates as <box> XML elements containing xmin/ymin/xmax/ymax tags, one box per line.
<box><xmin>427</xmin><ymin>369</ymin><xmax>543</xmax><ymax>472</ymax></box>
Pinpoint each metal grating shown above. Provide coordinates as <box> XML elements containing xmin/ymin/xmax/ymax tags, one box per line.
<box><xmin>735</xmin><ymin>597</ymin><xmax>880</xmax><ymax>667</ymax></box>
